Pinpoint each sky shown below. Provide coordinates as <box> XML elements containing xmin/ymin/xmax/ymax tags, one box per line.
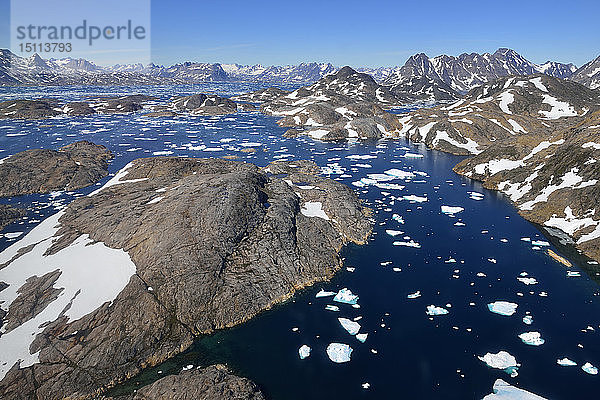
<box><xmin>0</xmin><ymin>0</ymin><xmax>598</xmax><ymax>68</ymax></box>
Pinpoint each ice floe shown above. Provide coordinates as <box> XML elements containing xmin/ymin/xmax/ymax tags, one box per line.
<box><xmin>557</xmin><ymin>358</ymin><xmax>577</xmax><ymax>367</ymax></box>
<box><xmin>338</xmin><ymin>317</ymin><xmax>361</xmax><ymax>335</ymax></box>
<box><xmin>441</xmin><ymin>205</ymin><xmax>464</xmax><ymax>215</ymax></box>
<box><xmin>488</xmin><ymin>301</ymin><xmax>518</xmax><ymax>316</ymax></box>
<box><xmin>326</xmin><ymin>343</ymin><xmax>353</xmax><ymax>363</ymax></box>
<box><xmin>333</xmin><ymin>288</ymin><xmax>359</xmax><ymax>305</ymax></box>
<box><xmin>426</xmin><ymin>305</ymin><xmax>449</xmax><ymax>316</ymax></box>
<box><xmin>479</xmin><ymin>351</ymin><xmax>520</xmax><ymax>377</ymax></box>
<box><xmin>316</xmin><ymin>289</ymin><xmax>336</xmax><ymax>298</ymax></box>
<box><xmin>356</xmin><ymin>333</ymin><xmax>368</xmax><ymax>343</ymax></box>
<box><xmin>298</xmin><ymin>345</ymin><xmax>311</xmax><ymax>359</ymax></box>
<box><xmin>482</xmin><ymin>379</ymin><xmax>547</xmax><ymax>400</ymax></box>
<box><xmin>518</xmin><ymin>331</ymin><xmax>545</xmax><ymax>346</ymax></box>
<box><xmin>582</xmin><ymin>362</ymin><xmax>598</xmax><ymax>375</ymax></box>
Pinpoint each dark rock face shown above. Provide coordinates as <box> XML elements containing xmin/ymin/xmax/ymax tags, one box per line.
<box><xmin>571</xmin><ymin>55</ymin><xmax>600</xmax><ymax>90</ymax></box>
<box><xmin>398</xmin><ymin>75</ymin><xmax>600</xmax><ymax>155</ymax></box>
<box><xmin>0</xmin><ymin>99</ymin><xmax>62</xmax><ymax>119</ymax></box>
<box><xmin>383</xmin><ymin>48</ymin><xmax>579</xmax><ymax>93</ymax></box>
<box><xmin>0</xmin><ymin>157</ymin><xmax>371</xmax><ymax>399</ymax></box>
<box><xmin>257</xmin><ymin>66</ymin><xmax>405</xmax><ymax>140</ymax></box>
<box><xmin>0</xmin><ymin>205</ymin><xmax>25</xmax><ymax>230</ymax></box>
<box><xmin>0</xmin><ymin>95</ymin><xmax>156</xmax><ymax>119</ymax></box>
<box><xmin>389</xmin><ymin>76</ymin><xmax>460</xmax><ymax>103</ymax></box>
<box><xmin>130</xmin><ymin>365</ymin><xmax>266</xmax><ymax>400</ymax></box>
<box><xmin>231</xmin><ymin>87</ymin><xmax>290</xmax><ymax>103</ymax></box>
<box><xmin>89</xmin><ymin>95</ymin><xmax>157</xmax><ymax>114</ymax></box>
<box><xmin>0</xmin><ymin>141</ymin><xmax>113</xmax><ymax>197</ymax></box>
<box><xmin>171</xmin><ymin>94</ymin><xmax>238</xmax><ymax>115</ymax></box>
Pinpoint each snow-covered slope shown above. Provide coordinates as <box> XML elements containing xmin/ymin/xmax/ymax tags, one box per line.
<box><xmin>571</xmin><ymin>55</ymin><xmax>600</xmax><ymax>90</ymax></box>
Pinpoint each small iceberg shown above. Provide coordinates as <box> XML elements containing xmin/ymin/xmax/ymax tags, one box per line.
<box><xmin>402</xmin><ymin>195</ymin><xmax>428</xmax><ymax>203</ymax></box>
<box><xmin>393</xmin><ymin>240</ymin><xmax>421</xmax><ymax>248</ymax></box>
<box><xmin>407</xmin><ymin>291</ymin><xmax>421</xmax><ymax>299</ymax></box>
<box><xmin>479</xmin><ymin>351</ymin><xmax>520</xmax><ymax>377</ymax></box>
<box><xmin>325</xmin><ymin>305</ymin><xmax>340</xmax><ymax>312</ymax></box>
<box><xmin>557</xmin><ymin>358</ymin><xmax>577</xmax><ymax>366</ymax></box>
<box><xmin>582</xmin><ymin>362</ymin><xmax>598</xmax><ymax>375</ymax></box>
<box><xmin>531</xmin><ymin>240</ymin><xmax>550</xmax><ymax>247</ymax></box>
<box><xmin>356</xmin><ymin>333</ymin><xmax>368</xmax><ymax>343</ymax></box>
<box><xmin>333</xmin><ymin>288</ymin><xmax>359</xmax><ymax>305</ymax></box>
<box><xmin>298</xmin><ymin>345</ymin><xmax>311</xmax><ymax>360</ymax></box>
<box><xmin>482</xmin><ymin>379</ymin><xmax>547</xmax><ymax>400</ymax></box>
<box><xmin>488</xmin><ymin>301</ymin><xmax>518</xmax><ymax>316</ymax></box>
<box><xmin>316</xmin><ymin>289</ymin><xmax>336</xmax><ymax>298</ymax></box>
<box><xmin>517</xmin><ymin>277</ymin><xmax>538</xmax><ymax>285</ymax></box>
<box><xmin>426</xmin><ymin>305</ymin><xmax>449</xmax><ymax>316</ymax></box>
<box><xmin>441</xmin><ymin>205</ymin><xmax>464</xmax><ymax>215</ymax></box>
<box><xmin>518</xmin><ymin>331</ymin><xmax>545</xmax><ymax>346</ymax></box>
<box><xmin>522</xmin><ymin>315</ymin><xmax>533</xmax><ymax>325</ymax></box>
<box><xmin>385</xmin><ymin>229</ymin><xmax>403</xmax><ymax>237</ymax></box>
<box><xmin>392</xmin><ymin>214</ymin><xmax>405</xmax><ymax>224</ymax></box>
<box><xmin>338</xmin><ymin>318</ymin><xmax>361</xmax><ymax>335</ymax></box>
<box><xmin>326</xmin><ymin>343</ymin><xmax>353</xmax><ymax>363</ymax></box>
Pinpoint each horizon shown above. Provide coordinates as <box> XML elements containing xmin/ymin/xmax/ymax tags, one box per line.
<box><xmin>0</xmin><ymin>0</ymin><xmax>599</xmax><ymax>68</ymax></box>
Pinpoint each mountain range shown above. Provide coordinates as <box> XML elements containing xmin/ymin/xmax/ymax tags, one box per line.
<box><xmin>1</xmin><ymin>48</ymin><xmax>599</xmax><ymax>101</ymax></box>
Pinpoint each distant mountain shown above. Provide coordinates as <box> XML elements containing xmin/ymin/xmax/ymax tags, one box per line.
<box><xmin>383</xmin><ymin>48</ymin><xmax>579</xmax><ymax>93</ymax></box>
<box><xmin>0</xmin><ymin>50</ymin><xmax>337</xmax><ymax>86</ymax></box>
<box><xmin>571</xmin><ymin>55</ymin><xmax>600</xmax><ymax>90</ymax></box>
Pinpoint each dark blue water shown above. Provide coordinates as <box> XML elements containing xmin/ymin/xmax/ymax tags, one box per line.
<box><xmin>1</xmin><ymin>85</ymin><xmax>599</xmax><ymax>399</ymax></box>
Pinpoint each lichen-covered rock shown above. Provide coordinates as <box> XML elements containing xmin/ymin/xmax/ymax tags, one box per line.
<box><xmin>0</xmin><ymin>157</ymin><xmax>371</xmax><ymax>399</ymax></box>
<box><xmin>131</xmin><ymin>365</ymin><xmax>266</xmax><ymax>400</ymax></box>
<box><xmin>0</xmin><ymin>205</ymin><xmax>25</xmax><ymax>230</ymax></box>
<box><xmin>232</xmin><ymin>87</ymin><xmax>290</xmax><ymax>103</ymax></box>
<box><xmin>0</xmin><ymin>99</ymin><xmax>62</xmax><ymax>119</ymax></box>
<box><xmin>257</xmin><ymin>66</ymin><xmax>405</xmax><ymax>140</ymax></box>
<box><xmin>171</xmin><ymin>94</ymin><xmax>237</xmax><ymax>115</ymax></box>
<box><xmin>88</xmin><ymin>95</ymin><xmax>157</xmax><ymax>114</ymax></box>
<box><xmin>0</xmin><ymin>141</ymin><xmax>113</xmax><ymax>197</ymax></box>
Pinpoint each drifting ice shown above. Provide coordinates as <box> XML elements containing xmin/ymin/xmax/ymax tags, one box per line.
<box><xmin>441</xmin><ymin>206</ymin><xmax>464</xmax><ymax>215</ymax></box>
<box><xmin>426</xmin><ymin>305</ymin><xmax>449</xmax><ymax>316</ymax></box>
<box><xmin>488</xmin><ymin>301</ymin><xmax>518</xmax><ymax>316</ymax></box>
<box><xmin>333</xmin><ymin>288</ymin><xmax>359</xmax><ymax>305</ymax></box>
<box><xmin>338</xmin><ymin>318</ymin><xmax>361</xmax><ymax>335</ymax></box>
<box><xmin>557</xmin><ymin>358</ymin><xmax>577</xmax><ymax>366</ymax></box>
<box><xmin>518</xmin><ymin>332</ymin><xmax>545</xmax><ymax>346</ymax></box>
<box><xmin>298</xmin><ymin>345</ymin><xmax>311</xmax><ymax>360</ymax></box>
<box><xmin>479</xmin><ymin>351</ymin><xmax>520</xmax><ymax>377</ymax></box>
<box><xmin>326</xmin><ymin>343</ymin><xmax>353</xmax><ymax>363</ymax></box>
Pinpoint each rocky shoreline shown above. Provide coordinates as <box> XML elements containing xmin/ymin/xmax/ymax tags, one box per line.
<box><xmin>0</xmin><ymin>157</ymin><xmax>371</xmax><ymax>399</ymax></box>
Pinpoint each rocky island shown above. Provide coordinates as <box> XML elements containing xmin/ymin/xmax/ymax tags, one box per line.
<box><xmin>0</xmin><ymin>157</ymin><xmax>371</xmax><ymax>399</ymax></box>
<box><xmin>0</xmin><ymin>141</ymin><xmax>113</xmax><ymax>197</ymax></box>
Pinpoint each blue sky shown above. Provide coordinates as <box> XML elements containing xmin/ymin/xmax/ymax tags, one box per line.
<box><xmin>1</xmin><ymin>0</ymin><xmax>598</xmax><ymax>68</ymax></box>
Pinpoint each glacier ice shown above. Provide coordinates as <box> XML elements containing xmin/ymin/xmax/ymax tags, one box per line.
<box><xmin>426</xmin><ymin>305</ymin><xmax>449</xmax><ymax>316</ymax></box>
<box><xmin>482</xmin><ymin>379</ymin><xmax>547</xmax><ymax>400</ymax></box>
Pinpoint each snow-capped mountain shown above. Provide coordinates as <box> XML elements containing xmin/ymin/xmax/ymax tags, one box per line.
<box><xmin>383</xmin><ymin>48</ymin><xmax>579</xmax><ymax>93</ymax></box>
<box><xmin>571</xmin><ymin>55</ymin><xmax>600</xmax><ymax>90</ymax></box>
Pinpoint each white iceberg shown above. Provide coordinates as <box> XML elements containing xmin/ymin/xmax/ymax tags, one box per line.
<box><xmin>393</xmin><ymin>240</ymin><xmax>421</xmax><ymax>248</ymax></box>
<box><xmin>298</xmin><ymin>345</ymin><xmax>311</xmax><ymax>360</ymax></box>
<box><xmin>488</xmin><ymin>301</ymin><xmax>518</xmax><ymax>316</ymax></box>
<box><xmin>518</xmin><ymin>331</ymin><xmax>545</xmax><ymax>346</ymax></box>
<box><xmin>402</xmin><ymin>195</ymin><xmax>428</xmax><ymax>203</ymax></box>
<box><xmin>333</xmin><ymin>288</ymin><xmax>359</xmax><ymax>305</ymax></box>
<box><xmin>479</xmin><ymin>351</ymin><xmax>520</xmax><ymax>377</ymax></box>
<box><xmin>522</xmin><ymin>315</ymin><xmax>533</xmax><ymax>325</ymax></box>
<box><xmin>356</xmin><ymin>333</ymin><xmax>368</xmax><ymax>343</ymax></box>
<box><xmin>582</xmin><ymin>362</ymin><xmax>598</xmax><ymax>375</ymax></box>
<box><xmin>326</xmin><ymin>343</ymin><xmax>353</xmax><ymax>363</ymax></box>
<box><xmin>316</xmin><ymin>289</ymin><xmax>336</xmax><ymax>298</ymax></box>
<box><xmin>385</xmin><ymin>229</ymin><xmax>403</xmax><ymax>237</ymax></box>
<box><xmin>557</xmin><ymin>358</ymin><xmax>577</xmax><ymax>366</ymax></box>
<box><xmin>338</xmin><ymin>318</ymin><xmax>361</xmax><ymax>335</ymax></box>
<box><xmin>407</xmin><ymin>291</ymin><xmax>421</xmax><ymax>299</ymax></box>
<box><xmin>392</xmin><ymin>214</ymin><xmax>405</xmax><ymax>224</ymax></box>
<box><xmin>531</xmin><ymin>240</ymin><xmax>550</xmax><ymax>247</ymax></box>
<box><xmin>517</xmin><ymin>277</ymin><xmax>538</xmax><ymax>285</ymax></box>
<box><xmin>482</xmin><ymin>379</ymin><xmax>547</xmax><ymax>400</ymax></box>
<box><xmin>426</xmin><ymin>305</ymin><xmax>449</xmax><ymax>316</ymax></box>
<box><xmin>325</xmin><ymin>305</ymin><xmax>340</xmax><ymax>312</ymax></box>
<box><xmin>441</xmin><ymin>205</ymin><xmax>464</xmax><ymax>215</ymax></box>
